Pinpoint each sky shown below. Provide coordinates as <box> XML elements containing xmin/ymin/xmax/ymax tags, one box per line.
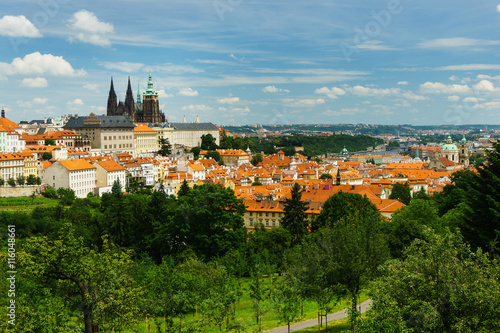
<box><xmin>1</xmin><ymin>0</ymin><xmax>500</xmax><ymax>126</ymax></box>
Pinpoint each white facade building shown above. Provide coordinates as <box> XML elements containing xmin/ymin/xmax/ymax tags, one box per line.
<box><xmin>44</xmin><ymin>159</ymin><xmax>96</xmax><ymax>198</ymax></box>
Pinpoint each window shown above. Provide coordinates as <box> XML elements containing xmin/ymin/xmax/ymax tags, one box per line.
<box><xmin>266</xmin><ymin>212</ymin><xmax>269</xmax><ymax>217</ymax></box>
<box><xmin>272</xmin><ymin>213</ymin><xmax>275</xmax><ymax>217</ymax></box>
<box><xmin>249</xmin><ymin>212</ymin><xmax>253</xmax><ymax>216</ymax></box>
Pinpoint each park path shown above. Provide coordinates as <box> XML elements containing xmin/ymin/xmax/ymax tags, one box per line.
<box><xmin>263</xmin><ymin>299</ymin><xmax>372</xmax><ymax>333</ymax></box>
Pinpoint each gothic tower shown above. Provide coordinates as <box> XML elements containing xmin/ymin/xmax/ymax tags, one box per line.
<box><xmin>124</xmin><ymin>77</ymin><xmax>135</xmax><ymax>121</ymax></box>
<box><xmin>459</xmin><ymin>135</ymin><xmax>469</xmax><ymax>167</ymax></box>
<box><xmin>107</xmin><ymin>78</ymin><xmax>118</xmax><ymax>116</ymax></box>
<box><xmin>142</xmin><ymin>71</ymin><xmax>164</xmax><ymax>123</ymax></box>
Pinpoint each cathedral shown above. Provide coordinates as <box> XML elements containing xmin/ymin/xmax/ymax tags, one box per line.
<box><xmin>107</xmin><ymin>72</ymin><xmax>166</xmax><ymax>124</ymax></box>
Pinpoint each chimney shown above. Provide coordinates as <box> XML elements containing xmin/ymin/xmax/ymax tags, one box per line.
<box><xmin>1</xmin><ymin>107</ymin><xmax>4</xmax><ymax>118</ymax></box>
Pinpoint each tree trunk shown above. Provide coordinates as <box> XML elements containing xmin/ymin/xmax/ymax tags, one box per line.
<box><xmin>288</xmin><ymin>322</ymin><xmax>290</xmax><ymax>333</ymax></box>
<box><xmin>81</xmin><ymin>283</ymin><xmax>93</xmax><ymax>333</ymax></box>
<box><xmin>325</xmin><ymin>313</ymin><xmax>327</xmax><ymax>332</ymax></box>
<box><xmin>350</xmin><ymin>292</ymin><xmax>357</xmax><ymax>331</ymax></box>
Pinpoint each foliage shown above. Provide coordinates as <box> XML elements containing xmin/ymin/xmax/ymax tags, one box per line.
<box><xmin>0</xmin><ymin>178</ymin><xmax>4</xmax><ymax>186</ymax></box>
<box><xmin>44</xmin><ymin>187</ymin><xmax>57</xmax><ymax>199</ymax></box>
<box><xmin>205</xmin><ymin>151</ymin><xmax>222</xmax><ymax>164</ymax></box>
<box><xmin>251</xmin><ymin>153</ymin><xmax>263</xmax><ymax>166</ymax></box>
<box><xmin>251</xmin><ymin>181</ymin><xmax>263</xmax><ymax>186</ymax></box>
<box><xmin>19</xmin><ymin>225</ymin><xmax>141</xmax><ymax>333</ymax></box>
<box><xmin>191</xmin><ymin>146</ymin><xmax>201</xmax><ymax>158</ymax></box>
<box><xmin>387</xmin><ymin>141</ymin><xmax>400</xmax><ymax>147</ymax></box>
<box><xmin>389</xmin><ymin>182</ymin><xmax>412</xmax><ymax>205</ymax></box>
<box><xmin>57</xmin><ymin>188</ymin><xmax>76</xmax><ymax>206</ymax></box>
<box><xmin>16</xmin><ymin>176</ymin><xmax>25</xmax><ymax>186</ymax></box>
<box><xmin>111</xmin><ymin>179</ymin><xmax>122</xmax><ymax>195</ymax></box>
<box><xmin>201</xmin><ymin>134</ymin><xmax>218</xmax><ymax>150</ymax></box>
<box><xmin>7</xmin><ymin>178</ymin><xmax>16</xmax><ymax>187</ymax></box>
<box><xmin>313</xmin><ymin>192</ymin><xmax>379</xmax><ymax>230</ymax></box>
<box><xmin>319</xmin><ymin>173</ymin><xmax>333</xmax><ymax>179</ymax></box>
<box><xmin>26</xmin><ymin>174</ymin><xmax>37</xmax><ymax>185</ymax></box>
<box><xmin>41</xmin><ymin>152</ymin><xmax>52</xmax><ymax>161</ymax></box>
<box><xmin>157</xmin><ymin>137</ymin><xmax>172</xmax><ymax>156</ymax></box>
<box><xmin>358</xmin><ymin>228</ymin><xmax>500</xmax><ymax>332</ymax></box>
<box><xmin>178</xmin><ymin>179</ymin><xmax>191</xmax><ymax>197</ymax></box>
<box><xmin>281</xmin><ymin>183</ymin><xmax>309</xmax><ymax>244</ymax></box>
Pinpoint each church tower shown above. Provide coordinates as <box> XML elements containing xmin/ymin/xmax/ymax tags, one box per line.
<box><xmin>107</xmin><ymin>78</ymin><xmax>118</xmax><ymax>116</ymax></box>
<box><xmin>142</xmin><ymin>71</ymin><xmax>164</xmax><ymax>123</ymax></box>
<box><xmin>459</xmin><ymin>135</ymin><xmax>469</xmax><ymax>167</ymax></box>
<box><xmin>124</xmin><ymin>77</ymin><xmax>135</xmax><ymax>121</ymax></box>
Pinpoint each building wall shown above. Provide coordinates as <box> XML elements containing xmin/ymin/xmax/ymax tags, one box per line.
<box><xmin>0</xmin><ymin>158</ymin><xmax>24</xmax><ymax>181</ymax></box>
<box><xmin>100</xmin><ymin>128</ymin><xmax>135</xmax><ymax>155</ymax></box>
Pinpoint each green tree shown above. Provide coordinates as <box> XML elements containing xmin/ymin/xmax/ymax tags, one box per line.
<box><xmin>57</xmin><ymin>188</ymin><xmax>76</xmax><ymax>206</ymax></box>
<box><xmin>251</xmin><ymin>181</ymin><xmax>263</xmax><ymax>186</ymax></box>
<box><xmin>177</xmin><ymin>179</ymin><xmax>191</xmax><ymax>197</ymax></box>
<box><xmin>20</xmin><ymin>225</ymin><xmax>141</xmax><ymax>333</ymax></box>
<box><xmin>387</xmin><ymin>140</ymin><xmax>400</xmax><ymax>147</ymax></box>
<box><xmin>251</xmin><ymin>153</ymin><xmax>263</xmax><ymax>166</ymax></box>
<box><xmin>16</xmin><ymin>175</ymin><xmax>25</xmax><ymax>186</ymax></box>
<box><xmin>7</xmin><ymin>177</ymin><xmax>16</xmax><ymax>187</ymax></box>
<box><xmin>389</xmin><ymin>181</ymin><xmax>412</xmax><ymax>205</ymax></box>
<box><xmin>412</xmin><ymin>187</ymin><xmax>430</xmax><ymax>200</ymax></box>
<box><xmin>313</xmin><ymin>191</ymin><xmax>379</xmax><ymax>230</ymax></box>
<box><xmin>26</xmin><ymin>174</ymin><xmax>38</xmax><ymax>185</ymax></box>
<box><xmin>248</xmin><ymin>260</ymin><xmax>269</xmax><ymax>332</ymax></box>
<box><xmin>281</xmin><ymin>182</ymin><xmax>308</xmax><ymax>244</ymax></box>
<box><xmin>44</xmin><ymin>187</ymin><xmax>57</xmax><ymax>198</ymax></box>
<box><xmin>205</xmin><ymin>151</ymin><xmax>222</xmax><ymax>164</ymax></box>
<box><xmin>111</xmin><ymin>179</ymin><xmax>122</xmax><ymax>195</ymax></box>
<box><xmin>157</xmin><ymin>137</ymin><xmax>172</xmax><ymax>156</ymax></box>
<box><xmin>45</xmin><ymin>138</ymin><xmax>55</xmax><ymax>145</ymax></box>
<box><xmin>319</xmin><ymin>173</ymin><xmax>333</xmax><ymax>180</ymax></box>
<box><xmin>191</xmin><ymin>146</ymin><xmax>201</xmax><ymax>158</ymax></box>
<box><xmin>273</xmin><ymin>281</ymin><xmax>300</xmax><ymax>333</ymax></box>
<box><xmin>169</xmin><ymin>184</ymin><xmax>246</xmax><ymax>261</ymax></box>
<box><xmin>0</xmin><ymin>178</ymin><xmax>4</xmax><ymax>186</ymax></box>
<box><xmin>359</xmin><ymin>228</ymin><xmax>500</xmax><ymax>332</ymax></box>
<box><xmin>201</xmin><ymin>134</ymin><xmax>218</xmax><ymax>150</ymax></box>
<box><xmin>42</xmin><ymin>152</ymin><xmax>52</xmax><ymax>161</ymax></box>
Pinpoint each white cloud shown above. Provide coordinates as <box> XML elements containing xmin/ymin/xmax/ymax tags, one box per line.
<box><xmin>497</xmin><ymin>4</ymin><xmax>500</xmax><ymax>12</ymax></box>
<box><xmin>20</xmin><ymin>77</ymin><xmax>48</xmax><ymax>88</ymax></box>
<box><xmin>473</xmin><ymin>80</ymin><xmax>496</xmax><ymax>93</ymax></box>
<box><xmin>68</xmin><ymin>98</ymin><xmax>84</xmax><ymax>106</ymax></box>
<box><xmin>348</xmin><ymin>85</ymin><xmax>401</xmax><ymax>97</ymax></box>
<box><xmin>84</xmin><ymin>84</ymin><xmax>99</xmax><ymax>92</ymax></box>
<box><xmin>437</xmin><ymin>64</ymin><xmax>500</xmax><ymax>71</ymax></box>
<box><xmin>397</xmin><ymin>81</ymin><xmax>408</xmax><ymax>86</ymax></box>
<box><xmin>321</xmin><ymin>108</ymin><xmax>365</xmax><ymax>116</ymax></box>
<box><xmin>177</xmin><ymin>88</ymin><xmax>198</xmax><ymax>96</ymax></box>
<box><xmin>474</xmin><ymin>101</ymin><xmax>500</xmax><ymax>109</ymax></box>
<box><xmin>315</xmin><ymin>86</ymin><xmax>346</xmax><ymax>99</ymax></box>
<box><xmin>262</xmin><ymin>85</ymin><xmax>289</xmax><ymax>93</ymax></box>
<box><xmin>67</xmin><ymin>10</ymin><xmax>114</xmax><ymax>47</ymax></box>
<box><xmin>99</xmin><ymin>61</ymin><xmax>145</xmax><ymax>72</ymax></box>
<box><xmin>284</xmin><ymin>98</ymin><xmax>325</xmax><ymax>107</ymax></box>
<box><xmin>352</xmin><ymin>40</ymin><xmax>398</xmax><ymax>50</ymax></box>
<box><xmin>420</xmin><ymin>82</ymin><xmax>471</xmax><ymax>95</ymax></box>
<box><xmin>0</xmin><ymin>52</ymin><xmax>86</xmax><ymax>77</ymax></box>
<box><xmin>217</xmin><ymin>97</ymin><xmax>240</xmax><ymax>104</ymax></box>
<box><xmin>33</xmin><ymin>98</ymin><xmax>48</xmax><ymax>104</ymax></box>
<box><xmin>0</xmin><ymin>15</ymin><xmax>42</xmax><ymax>38</ymax></box>
<box><xmin>181</xmin><ymin>104</ymin><xmax>212</xmax><ymax>112</ymax></box>
<box><xmin>448</xmin><ymin>95</ymin><xmax>460</xmax><ymax>102</ymax></box>
<box><xmin>418</xmin><ymin>37</ymin><xmax>500</xmax><ymax>48</ymax></box>
<box><xmin>158</xmin><ymin>90</ymin><xmax>174</xmax><ymax>98</ymax></box>
<box><xmin>230</xmin><ymin>107</ymin><xmax>251</xmax><ymax>116</ymax></box>
<box><xmin>402</xmin><ymin>91</ymin><xmax>427</xmax><ymax>101</ymax></box>
<box><xmin>463</xmin><ymin>97</ymin><xmax>483</xmax><ymax>103</ymax></box>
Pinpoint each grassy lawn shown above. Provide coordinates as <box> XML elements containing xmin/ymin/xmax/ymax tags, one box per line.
<box><xmin>296</xmin><ymin>318</ymin><xmax>350</xmax><ymax>332</ymax></box>
<box><xmin>0</xmin><ymin>196</ymin><xmax>58</xmax><ymax>212</ymax></box>
<box><xmin>112</xmin><ymin>276</ymin><xmax>369</xmax><ymax>333</ymax></box>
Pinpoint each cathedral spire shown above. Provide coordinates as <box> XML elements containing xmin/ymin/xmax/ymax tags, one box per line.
<box><xmin>336</xmin><ymin>167</ymin><xmax>341</xmax><ymax>186</ymax></box>
<box><xmin>137</xmin><ymin>82</ymin><xmax>141</xmax><ymax>104</ymax></box>
<box><xmin>107</xmin><ymin>77</ymin><xmax>117</xmax><ymax>116</ymax></box>
<box><xmin>124</xmin><ymin>76</ymin><xmax>135</xmax><ymax>119</ymax></box>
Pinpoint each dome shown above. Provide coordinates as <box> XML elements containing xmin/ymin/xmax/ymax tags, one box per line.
<box><xmin>341</xmin><ymin>146</ymin><xmax>349</xmax><ymax>155</ymax></box>
<box><xmin>461</xmin><ymin>135</ymin><xmax>467</xmax><ymax>145</ymax></box>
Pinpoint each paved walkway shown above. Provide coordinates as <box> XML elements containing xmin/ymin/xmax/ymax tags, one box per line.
<box><xmin>264</xmin><ymin>299</ymin><xmax>372</xmax><ymax>333</ymax></box>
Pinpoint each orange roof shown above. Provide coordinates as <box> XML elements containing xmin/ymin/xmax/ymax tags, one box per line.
<box><xmin>134</xmin><ymin>124</ymin><xmax>156</xmax><ymax>133</ymax></box>
<box><xmin>0</xmin><ymin>117</ymin><xmax>21</xmax><ymax>132</ymax></box>
<box><xmin>96</xmin><ymin>159</ymin><xmax>125</xmax><ymax>172</ymax></box>
<box><xmin>0</xmin><ymin>153</ymin><xmax>24</xmax><ymax>160</ymax></box>
<box><xmin>58</xmin><ymin>159</ymin><xmax>96</xmax><ymax>171</ymax></box>
<box><xmin>40</xmin><ymin>161</ymin><xmax>52</xmax><ymax>169</ymax></box>
<box><xmin>187</xmin><ymin>163</ymin><xmax>205</xmax><ymax>171</ymax></box>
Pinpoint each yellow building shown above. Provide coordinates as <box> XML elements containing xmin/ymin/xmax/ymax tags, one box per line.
<box><xmin>134</xmin><ymin>124</ymin><xmax>158</xmax><ymax>156</ymax></box>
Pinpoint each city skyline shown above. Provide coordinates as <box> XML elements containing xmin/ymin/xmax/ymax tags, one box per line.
<box><xmin>1</xmin><ymin>1</ymin><xmax>500</xmax><ymax>125</ymax></box>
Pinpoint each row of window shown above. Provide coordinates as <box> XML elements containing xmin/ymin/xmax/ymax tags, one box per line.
<box><xmin>248</xmin><ymin>219</ymin><xmax>281</xmax><ymax>227</ymax></box>
<box><xmin>249</xmin><ymin>212</ymin><xmax>282</xmax><ymax>217</ymax></box>
<box><xmin>104</xmin><ymin>144</ymin><xmax>133</xmax><ymax>149</ymax></box>
<box><xmin>104</xmin><ymin>135</ymin><xmax>133</xmax><ymax>141</ymax></box>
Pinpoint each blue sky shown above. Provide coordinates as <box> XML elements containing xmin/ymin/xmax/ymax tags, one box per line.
<box><xmin>1</xmin><ymin>0</ymin><xmax>500</xmax><ymax>125</ymax></box>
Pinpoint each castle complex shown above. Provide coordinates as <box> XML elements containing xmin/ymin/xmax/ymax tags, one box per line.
<box><xmin>107</xmin><ymin>72</ymin><xmax>165</xmax><ymax>124</ymax></box>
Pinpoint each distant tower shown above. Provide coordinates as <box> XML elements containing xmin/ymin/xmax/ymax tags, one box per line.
<box><xmin>459</xmin><ymin>135</ymin><xmax>469</xmax><ymax>167</ymax></box>
<box><xmin>336</xmin><ymin>167</ymin><xmax>341</xmax><ymax>186</ymax></box>
<box><xmin>124</xmin><ymin>77</ymin><xmax>135</xmax><ymax>121</ymax></box>
<box><xmin>414</xmin><ymin>145</ymin><xmax>421</xmax><ymax>161</ymax></box>
<box><xmin>142</xmin><ymin>71</ymin><xmax>163</xmax><ymax>123</ymax></box>
<box><xmin>107</xmin><ymin>77</ymin><xmax>118</xmax><ymax>116</ymax></box>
